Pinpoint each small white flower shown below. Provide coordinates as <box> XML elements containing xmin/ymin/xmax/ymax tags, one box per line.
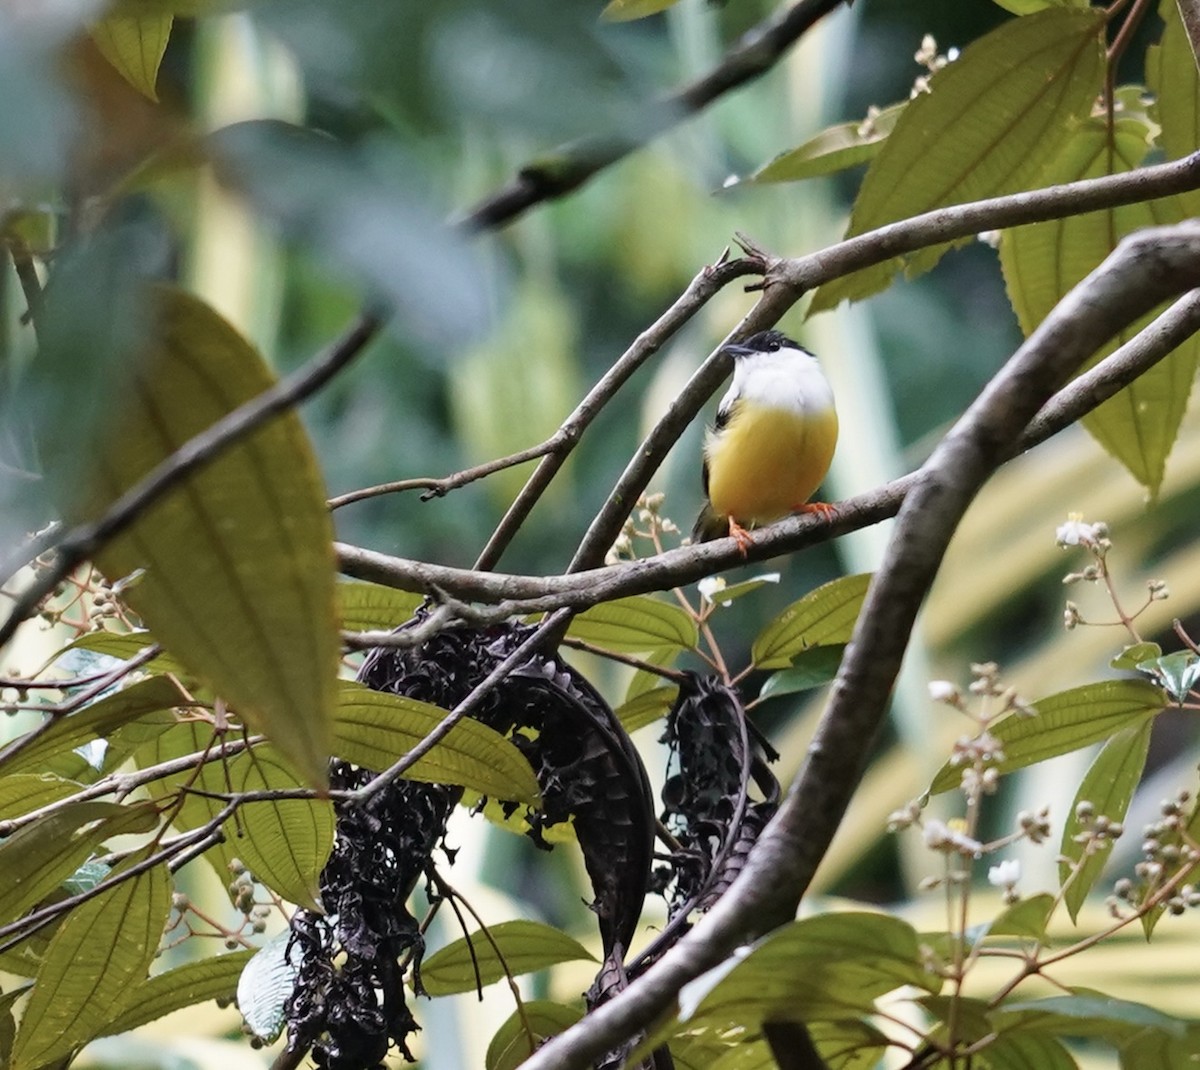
<box><xmin>923</xmin><ymin>819</ymin><xmax>982</xmax><ymax>857</ymax></box>
<box><xmin>1056</xmin><ymin>514</ymin><xmax>1102</xmax><ymax>548</ymax></box>
<box><xmin>928</xmin><ymin>680</ymin><xmax>962</xmax><ymax>706</ymax></box>
<box><xmin>697</xmin><ymin>576</ymin><xmax>727</xmax><ymax>605</ymax></box>
<box><xmin>988</xmin><ymin>859</ymin><xmax>1021</xmax><ymax>889</ymax></box>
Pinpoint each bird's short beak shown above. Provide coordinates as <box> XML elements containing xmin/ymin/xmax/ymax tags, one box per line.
<box><xmin>722</xmin><ymin>342</ymin><xmax>756</xmax><ymax>358</ymax></box>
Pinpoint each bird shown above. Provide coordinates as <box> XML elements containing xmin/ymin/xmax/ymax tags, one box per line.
<box><xmin>692</xmin><ymin>329</ymin><xmax>838</xmax><ymax>553</ymax></box>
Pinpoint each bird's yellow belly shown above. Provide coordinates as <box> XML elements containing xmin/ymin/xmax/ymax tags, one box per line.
<box><xmin>706</xmin><ymin>403</ymin><xmax>838</xmax><ymax>526</ymax></box>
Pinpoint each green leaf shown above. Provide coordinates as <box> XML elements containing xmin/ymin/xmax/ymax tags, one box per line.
<box><xmin>0</xmin><ymin>675</ymin><xmax>188</xmax><ymax>778</ymax></box>
<box><xmin>600</xmin><ymin>0</ymin><xmax>679</xmax><ymax>20</ymax></box>
<box><xmin>751</xmin><ymin>574</ymin><xmax>871</xmax><ymax>669</ymax></box>
<box><xmin>1058</xmin><ymin>720</ymin><xmax>1152</xmax><ymax>920</ymax></box>
<box><xmin>103</xmin><ymin>950</ymin><xmax>254</xmax><ymax>1037</ymax></box>
<box><xmin>0</xmin><ymin>801</ymin><xmax>159</xmax><ymax>927</ymax></box>
<box><xmin>615</xmin><ymin>685</ymin><xmax>679</xmax><ymax>733</ymax></box>
<box><xmin>808</xmin><ymin>1020</ymin><xmax>891</xmax><ymax>1070</ymax></box>
<box><xmin>918</xmin><ymin>994</ymin><xmax>995</xmax><ymax>1043</ymax></box>
<box><xmin>89</xmin><ymin>15</ymin><xmax>172</xmax><ymax>101</ymax></box>
<box><xmin>61</xmin><ymin>629</ymin><xmax>183</xmax><ymax>676</ymax></box>
<box><xmin>565</xmin><ymin>596</ymin><xmax>698</xmax><ymax>653</ymax></box>
<box><xmin>1120</xmin><ymin>1025</ymin><xmax>1200</xmax><ymax>1069</ymax></box>
<box><xmin>1000</xmin><ymin>117</ymin><xmax>1195</xmax><ymax>495</ymax></box>
<box><xmin>677</xmin><ymin>913</ymin><xmax>937</xmax><ymax>1029</ymax></box>
<box><xmin>929</xmin><ymin>679</ymin><xmax>1164</xmax><ymax>794</ymax></box>
<box><xmin>420</xmin><ymin>920</ymin><xmax>596</xmax><ymax>996</ymax></box>
<box><xmin>811</xmin><ymin>7</ymin><xmax>1104</xmax><ymax>312</ymax></box>
<box><xmin>486</xmin><ymin>1000</ymin><xmax>584</xmax><ymax>1070</ymax></box>
<box><xmin>758</xmin><ymin>645</ymin><xmax>846</xmax><ymax>700</ymax></box>
<box><xmin>624</xmin><ymin>646</ymin><xmax>683</xmax><ymax>702</ymax></box>
<box><xmin>698</xmin><ymin>573</ymin><xmax>781</xmax><ymax>607</ymax></box>
<box><xmin>1136</xmin><ymin>650</ymin><xmax>1200</xmax><ymax>703</ymax></box>
<box><xmin>988</xmin><ymin>892</ymin><xmax>1056</xmax><ymax>940</ymax></box>
<box><xmin>992</xmin><ymin>0</ymin><xmax>1089</xmax><ymax>12</ymax></box>
<box><xmin>333</xmin><ymin>682</ymin><xmax>539</xmax><ymax>803</ymax></box>
<box><xmin>58</xmin><ymin>285</ymin><xmax>339</xmax><ymax>789</ymax></box>
<box><xmin>997</xmin><ymin>991</ymin><xmax>1190</xmax><ymax>1041</ymax></box>
<box><xmin>132</xmin><ymin>718</ymin><xmax>244</xmax><ymax>881</ymax></box>
<box><xmin>751</xmin><ymin>103</ymin><xmax>906</xmax><ymax>184</ymax></box>
<box><xmin>9</xmin><ymin>854</ymin><xmax>171</xmax><ymax>1070</ymax></box>
<box><xmin>1148</xmin><ymin>0</ymin><xmax>1200</xmax><ymax>218</ymax></box>
<box><xmin>228</xmin><ymin>750</ymin><xmax>333</xmax><ymax>911</ymax></box>
<box><xmin>979</xmin><ymin>1032</ymin><xmax>1080</xmax><ymax>1069</ymax></box>
<box><xmin>0</xmin><ymin>774</ymin><xmax>83</xmax><ymax>822</ymax></box>
<box><xmin>237</xmin><ymin>928</ymin><xmax>295</xmax><ymax>1042</ymax></box>
<box><xmin>337</xmin><ymin>580</ymin><xmax>424</xmax><ymax>632</ymax></box>
<box><xmin>1111</xmin><ymin>641</ymin><xmax>1162</xmax><ymax>670</ymax></box>
<box><xmin>0</xmin><ymin>985</ymin><xmax>26</xmax><ymax>1067</ymax></box>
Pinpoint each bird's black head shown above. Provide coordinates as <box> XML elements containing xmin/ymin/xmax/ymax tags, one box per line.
<box><xmin>725</xmin><ymin>329</ymin><xmax>805</xmax><ymax>358</ymax></box>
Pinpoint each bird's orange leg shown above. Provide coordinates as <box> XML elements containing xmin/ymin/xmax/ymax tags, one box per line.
<box><xmin>728</xmin><ymin>518</ymin><xmax>754</xmax><ymax>557</ymax></box>
<box><xmin>796</xmin><ymin>501</ymin><xmax>836</xmax><ymax>520</ymax></box>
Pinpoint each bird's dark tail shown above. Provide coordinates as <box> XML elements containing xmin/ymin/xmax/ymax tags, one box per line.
<box><xmin>691</xmin><ymin>502</ymin><xmax>728</xmax><ymax>544</ymax></box>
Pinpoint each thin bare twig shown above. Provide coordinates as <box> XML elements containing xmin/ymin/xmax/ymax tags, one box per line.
<box><xmin>328</xmin><ymin>439</ymin><xmax>560</xmax><ymax>510</ymax></box>
<box><xmin>462</xmin><ymin>0</ymin><xmax>851</xmax><ymax>231</ymax></box>
<box><xmin>515</xmin><ymin>222</ymin><xmax>1200</xmax><ymax>1070</ymax></box>
<box><xmin>475</xmin><ymin>253</ymin><xmax>764</xmax><ymax>570</ymax></box>
<box><xmin>0</xmin><ymin>310</ymin><xmax>384</xmax><ymax>652</ymax></box>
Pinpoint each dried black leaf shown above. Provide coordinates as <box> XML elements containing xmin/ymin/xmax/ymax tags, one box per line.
<box><xmin>283</xmin><ymin>614</ymin><xmax>656</xmax><ymax>1070</ymax></box>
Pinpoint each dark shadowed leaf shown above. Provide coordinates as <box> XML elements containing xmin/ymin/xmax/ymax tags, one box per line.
<box><xmin>9</xmin><ymin>853</ymin><xmax>171</xmax><ymax>1070</ymax></box>
<box><xmin>979</xmin><ymin>1032</ymin><xmax>1080</xmax><ymax>1068</ymax></box>
<box><xmin>929</xmin><ymin>680</ymin><xmax>1164</xmax><ymax>794</ymax></box>
<box><xmin>420</xmin><ymin>920</ymin><xmax>595</xmax><ymax>996</ymax></box>
<box><xmin>62</xmin><ymin>286</ymin><xmax>339</xmax><ymax>788</ymax></box>
<box><xmin>812</xmin><ymin>7</ymin><xmax>1104</xmax><ymax>311</ymax></box>
<box><xmin>671</xmin><ymin>913</ymin><xmax>936</xmax><ymax>1040</ymax></box>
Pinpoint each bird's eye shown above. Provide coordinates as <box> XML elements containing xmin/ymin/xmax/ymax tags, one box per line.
<box><xmin>769</xmin><ymin>340</ymin><xmax>780</xmax><ymax>351</ymax></box>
